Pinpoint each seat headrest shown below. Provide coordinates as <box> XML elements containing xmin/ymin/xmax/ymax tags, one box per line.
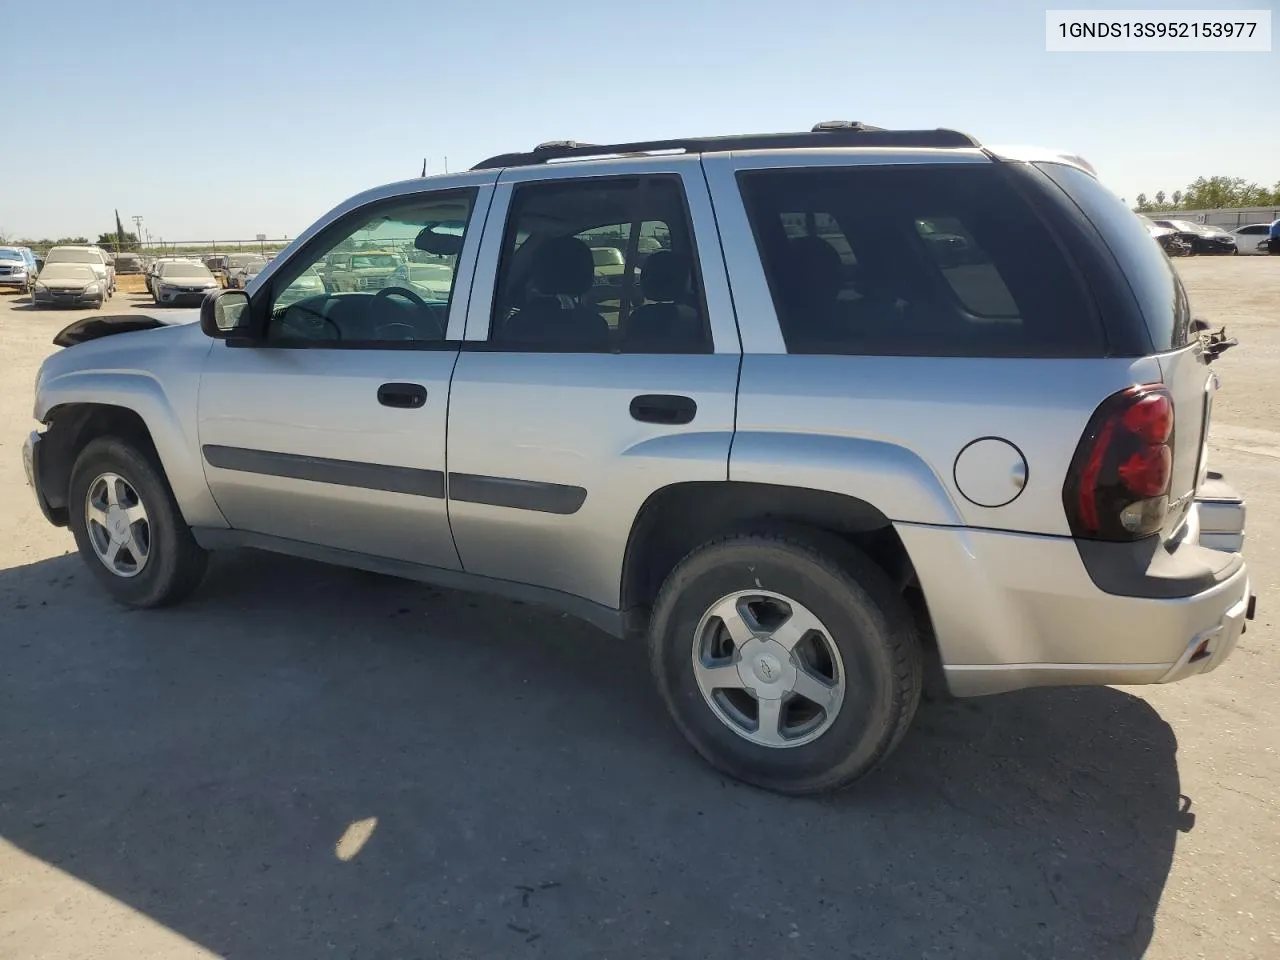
<box><xmin>531</xmin><ymin>236</ymin><xmax>595</xmax><ymax>297</ymax></box>
<box><xmin>782</xmin><ymin>236</ymin><xmax>843</xmax><ymax>304</ymax></box>
<box><xmin>640</xmin><ymin>250</ymin><xmax>690</xmax><ymax>302</ymax></box>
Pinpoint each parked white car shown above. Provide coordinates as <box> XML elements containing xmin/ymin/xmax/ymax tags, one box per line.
<box><xmin>43</xmin><ymin>246</ymin><xmax>115</xmax><ymax>298</ymax></box>
<box><xmin>1230</xmin><ymin>223</ymin><xmax>1274</xmax><ymax>255</ymax></box>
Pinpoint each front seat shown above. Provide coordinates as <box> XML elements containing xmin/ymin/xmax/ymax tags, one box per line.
<box><xmin>623</xmin><ymin>250</ymin><xmax>704</xmax><ymax>352</ymax></box>
<box><xmin>501</xmin><ymin>236</ymin><xmax>611</xmax><ymax>347</ymax></box>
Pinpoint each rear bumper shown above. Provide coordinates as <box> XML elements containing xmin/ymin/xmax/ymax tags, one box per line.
<box><xmin>898</xmin><ymin>479</ymin><xmax>1254</xmax><ymax>697</ymax></box>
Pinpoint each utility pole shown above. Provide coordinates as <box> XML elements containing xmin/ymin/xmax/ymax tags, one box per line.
<box><xmin>132</xmin><ymin>216</ymin><xmax>144</xmax><ymax>251</ymax></box>
<box><xmin>444</xmin><ymin>156</ymin><xmax>448</xmax><ymax>174</ymax></box>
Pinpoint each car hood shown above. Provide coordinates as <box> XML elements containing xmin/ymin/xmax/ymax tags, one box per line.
<box><xmin>52</xmin><ymin>309</ymin><xmax>201</xmax><ymax>347</ymax></box>
<box><xmin>40</xmin><ymin>278</ymin><xmax>98</xmax><ymax>290</ymax></box>
<box><xmin>158</xmin><ymin>276</ymin><xmax>217</xmax><ymax>286</ymax></box>
<box><xmin>0</xmin><ymin>257</ymin><xmax>26</xmax><ymax>267</ymax></box>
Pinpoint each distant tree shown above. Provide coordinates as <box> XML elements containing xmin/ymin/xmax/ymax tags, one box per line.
<box><xmin>1181</xmin><ymin>176</ymin><xmax>1273</xmax><ymax>210</ymax></box>
<box><xmin>0</xmin><ymin>227</ymin><xmax>10</xmax><ymax>244</ymax></box>
<box><xmin>1171</xmin><ymin>190</ymin><xmax>1183</xmax><ymax>208</ymax></box>
<box><xmin>1134</xmin><ymin>193</ymin><xmax>1149</xmax><ymax>211</ymax></box>
<box><xmin>96</xmin><ymin>230</ymin><xmax>140</xmax><ymax>252</ymax></box>
<box><xmin>56</xmin><ymin>236</ymin><xmax>89</xmax><ymax>245</ymax></box>
<box><xmin>1153</xmin><ymin>190</ymin><xmax>1167</xmax><ymax>208</ymax></box>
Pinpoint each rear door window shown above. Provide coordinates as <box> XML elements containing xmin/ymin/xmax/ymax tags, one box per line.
<box><xmin>737</xmin><ymin>164</ymin><xmax>1104</xmax><ymax>357</ymax></box>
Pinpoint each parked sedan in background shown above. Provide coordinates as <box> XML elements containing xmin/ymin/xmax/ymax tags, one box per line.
<box><xmin>226</xmin><ymin>257</ymin><xmax>267</xmax><ymax>290</ymax></box>
<box><xmin>275</xmin><ymin>265</ymin><xmax>325</xmax><ymax>306</ymax></box>
<box><xmin>1152</xmin><ymin>219</ymin><xmax>1237</xmax><ymax>255</ymax></box>
<box><xmin>152</xmin><ymin>260</ymin><xmax>219</xmax><ymax>305</ymax></box>
<box><xmin>1231</xmin><ymin>223</ymin><xmax>1274</xmax><ymax>255</ymax></box>
<box><xmin>0</xmin><ymin>246</ymin><xmax>39</xmax><ymax>293</ymax></box>
<box><xmin>386</xmin><ymin>261</ymin><xmax>454</xmax><ymax>300</ymax></box>
<box><xmin>31</xmin><ymin>263</ymin><xmax>105</xmax><ymax>308</ymax></box>
<box><xmin>43</xmin><ymin>246</ymin><xmax>115</xmax><ymax>296</ymax></box>
<box><xmin>224</xmin><ymin>253</ymin><xmax>266</xmax><ymax>288</ymax></box>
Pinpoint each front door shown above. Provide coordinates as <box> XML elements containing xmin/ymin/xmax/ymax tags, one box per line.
<box><xmin>446</xmin><ymin>160</ymin><xmax>742</xmax><ymax>610</ymax></box>
<box><xmin>197</xmin><ymin>181</ymin><xmax>493</xmax><ymax>569</ymax></box>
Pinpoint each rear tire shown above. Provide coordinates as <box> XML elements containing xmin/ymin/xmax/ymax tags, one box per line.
<box><xmin>68</xmin><ymin>437</ymin><xmax>208</xmax><ymax>608</ymax></box>
<box><xmin>649</xmin><ymin>531</ymin><xmax>922</xmax><ymax>795</ymax></box>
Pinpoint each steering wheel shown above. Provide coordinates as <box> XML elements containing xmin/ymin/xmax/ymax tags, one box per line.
<box><xmin>375</xmin><ymin>285</ymin><xmax>428</xmax><ymax>308</ymax></box>
<box><xmin>372</xmin><ymin>285</ymin><xmax>444</xmax><ymax>340</ymax></box>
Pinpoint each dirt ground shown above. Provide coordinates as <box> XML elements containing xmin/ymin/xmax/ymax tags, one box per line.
<box><xmin>0</xmin><ymin>259</ymin><xmax>1277</xmax><ymax>960</ymax></box>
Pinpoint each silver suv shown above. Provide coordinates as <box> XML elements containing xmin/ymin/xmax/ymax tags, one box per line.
<box><xmin>23</xmin><ymin>123</ymin><xmax>1256</xmax><ymax>795</ymax></box>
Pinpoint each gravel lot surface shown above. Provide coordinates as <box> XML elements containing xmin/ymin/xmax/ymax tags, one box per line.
<box><xmin>1</xmin><ymin>259</ymin><xmax>1277</xmax><ymax>959</ymax></box>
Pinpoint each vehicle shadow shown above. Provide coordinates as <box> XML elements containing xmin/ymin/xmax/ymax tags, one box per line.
<box><xmin>0</xmin><ymin>550</ymin><xmax>1185</xmax><ymax>959</ymax></box>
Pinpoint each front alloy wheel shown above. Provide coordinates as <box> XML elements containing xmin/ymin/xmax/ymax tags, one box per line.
<box><xmin>84</xmin><ymin>472</ymin><xmax>151</xmax><ymax>577</ymax></box>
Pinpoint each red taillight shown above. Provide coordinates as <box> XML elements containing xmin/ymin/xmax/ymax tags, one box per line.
<box><xmin>1120</xmin><ymin>392</ymin><xmax>1173</xmax><ymax>444</ymax></box>
<box><xmin>1064</xmin><ymin>385</ymin><xmax>1176</xmax><ymax>540</ymax></box>
<box><xmin>1118</xmin><ymin>445</ymin><xmax>1172</xmax><ymax>498</ymax></box>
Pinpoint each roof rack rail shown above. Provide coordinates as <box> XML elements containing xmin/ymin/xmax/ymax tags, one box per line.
<box><xmin>471</xmin><ymin>124</ymin><xmax>980</xmax><ymax>170</ymax></box>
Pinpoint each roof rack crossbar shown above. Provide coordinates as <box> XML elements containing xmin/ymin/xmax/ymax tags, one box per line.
<box><xmin>471</xmin><ymin>126</ymin><xmax>980</xmax><ymax>170</ymax></box>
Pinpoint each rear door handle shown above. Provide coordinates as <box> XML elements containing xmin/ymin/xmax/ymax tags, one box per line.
<box><xmin>377</xmin><ymin>382</ymin><xmax>427</xmax><ymax>409</ymax></box>
<box><xmin>630</xmin><ymin>394</ymin><xmax>697</xmax><ymax>425</ymax></box>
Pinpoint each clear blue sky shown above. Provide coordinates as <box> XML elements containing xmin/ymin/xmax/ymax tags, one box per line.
<box><xmin>7</xmin><ymin>0</ymin><xmax>1276</xmax><ymax>241</ymax></box>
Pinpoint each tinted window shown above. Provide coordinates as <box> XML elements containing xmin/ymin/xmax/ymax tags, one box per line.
<box><xmin>1037</xmin><ymin>162</ymin><xmax>1189</xmax><ymax>350</ymax></box>
<box><xmin>490</xmin><ymin>176</ymin><xmax>710</xmax><ymax>353</ymax></box>
<box><xmin>265</xmin><ymin>190</ymin><xmax>475</xmax><ymax>346</ymax></box>
<box><xmin>738</xmin><ymin>164</ymin><xmax>1102</xmax><ymax>357</ymax></box>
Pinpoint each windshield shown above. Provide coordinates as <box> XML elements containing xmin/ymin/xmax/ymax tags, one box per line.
<box><xmin>591</xmin><ymin>247</ymin><xmax>624</xmax><ymax>267</ymax></box>
<box><xmin>0</xmin><ymin>248</ymin><xmax>23</xmax><ymax>261</ymax></box>
<box><xmin>47</xmin><ymin>248</ymin><xmax>103</xmax><ymax>264</ymax></box>
<box><xmin>39</xmin><ymin>264</ymin><xmax>97</xmax><ymax>282</ymax></box>
<box><xmin>227</xmin><ymin>254</ymin><xmax>259</xmax><ymax>268</ymax></box>
<box><xmin>245</xmin><ymin>260</ymin><xmax>267</xmax><ymax>275</ymax></box>
<box><xmin>160</xmin><ymin>261</ymin><xmax>213</xmax><ymax>279</ymax></box>
<box><xmin>351</xmin><ymin>255</ymin><xmax>398</xmax><ymax>269</ymax></box>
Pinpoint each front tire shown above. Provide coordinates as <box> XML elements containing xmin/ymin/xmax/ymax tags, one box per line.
<box><xmin>649</xmin><ymin>532</ymin><xmax>922</xmax><ymax>795</ymax></box>
<box><xmin>68</xmin><ymin>437</ymin><xmax>208</xmax><ymax>608</ymax></box>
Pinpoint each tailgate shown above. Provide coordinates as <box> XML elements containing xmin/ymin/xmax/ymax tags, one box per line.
<box><xmin>1158</xmin><ymin>343</ymin><xmax>1214</xmax><ymax>540</ymax></box>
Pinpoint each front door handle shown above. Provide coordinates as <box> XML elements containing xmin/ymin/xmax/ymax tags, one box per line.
<box><xmin>630</xmin><ymin>394</ymin><xmax>697</xmax><ymax>425</ymax></box>
<box><xmin>377</xmin><ymin>382</ymin><xmax>427</xmax><ymax>409</ymax></box>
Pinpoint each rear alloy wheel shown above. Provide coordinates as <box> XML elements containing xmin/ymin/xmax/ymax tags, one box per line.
<box><xmin>691</xmin><ymin>590</ymin><xmax>846</xmax><ymax>748</ymax></box>
<box><xmin>650</xmin><ymin>532</ymin><xmax>922</xmax><ymax>795</ymax></box>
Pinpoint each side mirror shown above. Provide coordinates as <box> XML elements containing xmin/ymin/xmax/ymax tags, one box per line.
<box><xmin>201</xmin><ymin>289</ymin><xmax>253</xmax><ymax>340</ymax></box>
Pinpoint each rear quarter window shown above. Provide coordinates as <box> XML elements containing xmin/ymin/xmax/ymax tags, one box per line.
<box><xmin>738</xmin><ymin>163</ymin><xmax>1104</xmax><ymax>358</ymax></box>
<box><xmin>1035</xmin><ymin>161</ymin><xmax>1189</xmax><ymax>351</ymax></box>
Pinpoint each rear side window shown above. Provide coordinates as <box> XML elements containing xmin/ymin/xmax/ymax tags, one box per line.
<box><xmin>738</xmin><ymin>164</ymin><xmax>1103</xmax><ymax>357</ymax></box>
<box><xmin>1036</xmin><ymin>162</ymin><xmax>1190</xmax><ymax>351</ymax></box>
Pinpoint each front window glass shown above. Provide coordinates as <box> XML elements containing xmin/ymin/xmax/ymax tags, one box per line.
<box><xmin>267</xmin><ymin>190</ymin><xmax>476</xmax><ymax>345</ymax></box>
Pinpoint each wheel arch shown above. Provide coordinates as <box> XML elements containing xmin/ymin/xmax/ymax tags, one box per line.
<box><xmin>36</xmin><ymin>387</ymin><xmax>226</xmax><ymax>530</ymax></box>
<box><xmin>620</xmin><ymin>481</ymin><xmax>917</xmax><ymax>631</ymax></box>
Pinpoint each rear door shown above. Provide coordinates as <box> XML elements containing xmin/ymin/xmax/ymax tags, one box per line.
<box><xmin>445</xmin><ymin>158</ymin><xmax>741</xmax><ymax>611</ymax></box>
